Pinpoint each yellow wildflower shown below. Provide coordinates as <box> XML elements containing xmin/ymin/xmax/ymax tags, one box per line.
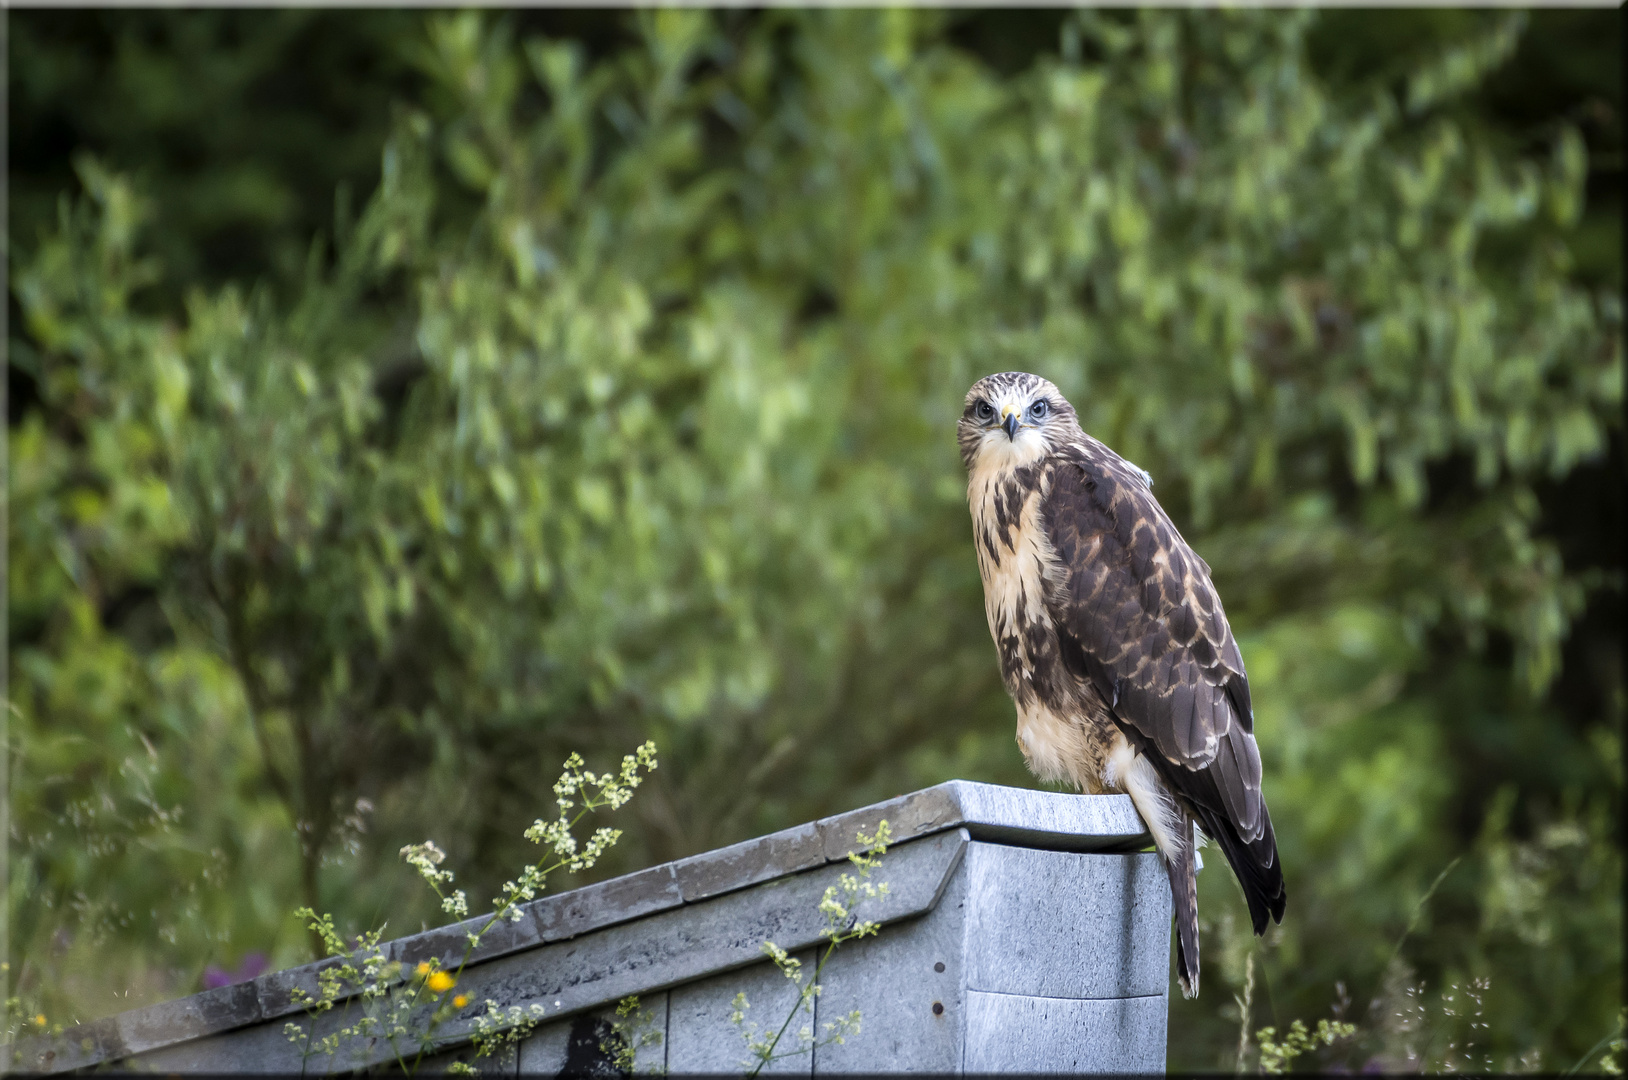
<box><xmin>415</xmin><ymin>961</ymin><xmax>432</xmax><ymax>978</ymax></box>
<box><xmin>427</xmin><ymin>971</ymin><xmax>456</xmax><ymax>993</ymax></box>
<box><xmin>35</xmin><ymin>1014</ymin><xmax>47</xmax><ymax>1027</ymax></box>
<box><xmin>453</xmin><ymin>995</ymin><xmax>469</xmax><ymax>1009</ymax></box>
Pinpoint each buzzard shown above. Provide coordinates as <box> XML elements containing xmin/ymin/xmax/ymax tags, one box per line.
<box><xmin>958</xmin><ymin>371</ymin><xmax>1285</xmax><ymax>998</ymax></box>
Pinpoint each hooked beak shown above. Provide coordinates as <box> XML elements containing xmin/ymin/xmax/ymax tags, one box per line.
<box><xmin>1002</xmin><ymin>412</ymin><xmax>1020</xmax><ymax>440</ymax></box>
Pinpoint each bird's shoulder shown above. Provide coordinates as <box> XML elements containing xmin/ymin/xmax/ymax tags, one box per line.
<box><xmin>1040</xmin><ymin>437</ymin><xmax>1201</xmax><ymax>582</ymax></box>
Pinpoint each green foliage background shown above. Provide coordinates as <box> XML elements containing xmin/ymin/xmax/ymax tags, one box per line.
<box><xmin>7</xmin><ymin>9</ymin><xmax>1621</xmax><ymax>1071</ymax></box>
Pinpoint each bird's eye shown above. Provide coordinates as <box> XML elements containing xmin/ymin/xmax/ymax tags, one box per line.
<box><xmin>974</xmin><ymin>400</ymin><xmax>995</xmax><ymax>421</ymax></box>
<box><xmin>1029</xmin><ymin>399</ymin><xmax>1049</xmax><ymax>420</ymax></box>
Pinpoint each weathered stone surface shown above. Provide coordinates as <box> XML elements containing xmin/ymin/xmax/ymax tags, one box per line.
<box><xmin>129</xmin><ymin>1009</ymin><xmax>306</xmax><ymax>1074</ymax></box>
<box><xmin>252</xmin><ymin>867</ymin><xmax>678</xmax><ymax>1034</ymax></box>
<box><xmin>418</xmin><ymin>827</ymin><xmax>967</xmax><ymax>1058</ymax></box>
<box><xmin>674</xmin><ymin>821</ymin><xmax>825</xmax><ymax>903</ymax></box>
<box><xmin>247</xmin><ymin>870</ymin><xmax>680</xmax><ymax>1038</ymax></box>
<box><xmin>8</xmin><ymin>1017</ymin><xmax>125</xmax><ymax>1074</ymax></box>
<box><xmin>814</xmin><ymin>781</ymin><xmax>1149</xmax><ymax>864</ymax></box>
<box><xmin>667</xmin><ymin>951</ymin><xmax>814</xmax><ymax>1075</ymax></box>
<box><xmin>138</xmin><ymin>979</ymin><xmax>495</xmax><ymax>1074</ymax></box>
<box><xmin>947</xmin><ymin>782</ymin><xmax>1149</xmax><ymax>853</ymax></box>
<box><xmin>395</xmin><ymin>904</ymin><xmax>546</xmax><ymax>973</ymax></box>
<box><xmin>137</xmin><ymin>829</ymin><xmax>966</xmax><ymax>1076</ymax></box>
<box><xmin>27</xmin><ymin>782</ymin><xmax>1166</xmax><ymax>1074</ymax></box>
<box><xmin>116</xmin><ymin>981</ymin><xmax>262</xmax><ymax>1056</ymax></box>
<box><xmin>136</xmin><ymin>990</ymin><xmax>486</xmax><ymax>1074</ymax></box>
<box><xmin>963</xmin><ymin>990</ymin><xmax>1167</xmax><ymax>1074</ymax></box>
<box><xmin>812</xmin><ymin>859</ymin><xmax>969</xmax><ymax>1074</ymax></box>
<box><xmin>963</xmin><ymin>844</ymin><xmax>1170</xmax><ymax>1000</ymax></box>
<box><xmin>816</xmin><ymin>786</ymin><xmax>963</xmax><ymax>862</ymax></box>
<box><xmin>254</xmin><ymin>954</ymin><xmax>357</xmax><ymax>1022</ymax></box>
<box><xmin>531</xmin><ymin>862</ymin><xmax>682</xmax><ymax>943</ymax></box>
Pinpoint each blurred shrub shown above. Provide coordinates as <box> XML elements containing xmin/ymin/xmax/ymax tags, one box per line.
<box><xmin>7</xmin><ymin>9</ymin><xmax>1620</xmax><ymax>1068</ymax></box>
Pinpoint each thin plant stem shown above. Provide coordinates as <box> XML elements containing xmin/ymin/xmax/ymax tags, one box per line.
<box><xmin>1381</xmin><ymin>857</ymin><xmax>1461</xmax><ymax>984</ymax></box>
<box><xmin>750</xmin><ymin>936</ymin><xmax>841</xmax><ymax>1077</ymax></box>
<box><xmin>1562</xmin><ymin>1018</ymin><xmax>1625</xmax><ymax>1076</ymax></box>
<box><xmin>1235</xmin><ymin>951</ymin><xmax>1256</xmax><ymax>1074</ymax></box>
<box><xmin>407</xmin><ymin>799</ymin><xmax>606</xmax><ymax>1074</ymax></box>
<box><xmin>1257</xmin><ymin>947</ymin><xmax>1280</xmax><ymax>1035</ymax></box>
<box><xmin>747</xmin><ymin>827</ymin><xmax>887</xmax><ymax>1077</ymax></box>
<box><xmin>289</xmin><ymin>745</ymin><xmax>652</xmax><ymax>1076</ymax></box>
<box><xmin>1357</xmin><ymin>854</ymin><xmax>1463</xmax><ymax>1041</ymax></box>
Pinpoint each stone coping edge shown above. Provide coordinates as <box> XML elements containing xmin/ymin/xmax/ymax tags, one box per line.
<box><xmin>8</xmin><ymin>781</ymin><xmax>1147</xmax><ymax>1071</ymax></box>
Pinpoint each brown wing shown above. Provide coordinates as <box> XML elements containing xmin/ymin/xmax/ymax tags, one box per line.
<box><xmin>1042</xmin><ymin>443</ymin><xmax>1286</xmax><ymax>934</ymax></box>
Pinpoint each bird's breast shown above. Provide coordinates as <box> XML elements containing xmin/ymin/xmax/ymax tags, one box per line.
<box><xmin>968</xmin><ymin>456</ymin><xmax>1120</xmax><ymax>794</ymax></box>
<box><xmin>968</xmin><ymin>465</ymin><xmax>1061</xmax><ymax>697</ymax></box>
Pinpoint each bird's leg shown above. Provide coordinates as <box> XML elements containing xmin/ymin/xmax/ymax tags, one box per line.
<box><xmin>1105</xmin><ymin>736</ymin><xmax>1202</xmax><ymax>997</ymax></box>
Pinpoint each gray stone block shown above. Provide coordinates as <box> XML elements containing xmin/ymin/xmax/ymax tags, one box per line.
<box><xmin>395</xmin><ymin>907</ymin><xmax>545</xmax><ymax>974</ymax></box>
<box><xmin>255</xmin><ymin>871</ymin><xmax>686</xmax><ymax>1033</ymax></box>
<box><xmin>816</xmin><ymin>787</ymin><xmax>963</xmax><ymax>862</ymax></box>
<box><xmin>963</xmin><ymin>845</ymin><xmax>1170</xmax><ymax>1000</ymax></box>
<box><xmin>812</xmin><ymin>857</ymin><xmax>969</xmax><ymax>1074</ymax></box>
<box><xmin>134</xmin><ymin>829</ymin><xmax>967</xmax><ymax>1076</ymax></box>
<box><xmin>131</xmin><ymin>1007</ymin><xmax>310</xmax><ymax>1073</ymax></box>
<box><xmin>115</xmin><ymin>981</ymin><xmax>262</xmax><ymax>1057</ymax></box>
<box><xmin>530</xmin><ymin>862</ymin><xmax>682</xmax><ymax>943</ymax></box>
<box><xmin>421</xmin><ymin>827</ymin><xmax>967</xmax><ymax>1057</ymax></box>
<box><xmin>946</xmin><ymin>782</ymin><xmax>1150</xmax><ymax>853</ymax></box>
<box><xmin>25</xmin><ymin>783</ymin><xmax>1169</xmax><ymax>1075</ymax></box>
<box><xmin>963</xmin><ymin>990</ymin><xmax>1167</xmax><ymax>1074</ymax></box>
<box><xmin>135</xmin><ymin>986</ymin><xmax>488</xmax><ymax>1074</ymax></box>
<box><xmin>674</xmin><ymin>822</ymin><xmax>825</xmax><ymax>903</ymax></box>
<box><xmin>254</xmin><ymin>954</ymin><xmax>357</xmax><ymax>1022</ymax></box>
<box><xmin>814</xmin><ymin>782</ymin><xmax>1150</xmax><ymax>865</ymax></box>
<box><xmin>9</xmin><ymin>1017</ymin><xmax>125</xmax><ymax>1074</ymax></box>
<box><xmin>667</xmin><ymin>951</ymin><xmax>814</xmax><ymax>1075</ymax></box>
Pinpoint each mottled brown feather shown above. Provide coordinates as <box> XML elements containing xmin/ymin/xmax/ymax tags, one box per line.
<box><xmin>1041</xmin><ymin>440</ymin><xmax>1287</xmax><ymax>934</ymax></box>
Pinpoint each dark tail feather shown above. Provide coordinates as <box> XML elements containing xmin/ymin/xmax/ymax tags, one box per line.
<box><xmin>1196</xmin><ymin>801</ymin><xmax>1286</xmax><ymax>936</ymax></box>
<box><xmin>1166</xmin><ymin>812</ymin><xmax>1201</xmax><ymax>999</ymax></box>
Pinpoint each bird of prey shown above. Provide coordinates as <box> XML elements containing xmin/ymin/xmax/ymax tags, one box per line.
<box><xmin>958</xmin><ymin>371</ymin><xmax>1285</xmax><ymax>998</ymax></box>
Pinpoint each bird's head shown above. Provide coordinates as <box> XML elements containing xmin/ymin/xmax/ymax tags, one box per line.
<box><xmin>958</xmin><ymin>371</ymin><xmax>1076</xmax><ymax>474</ymax></box>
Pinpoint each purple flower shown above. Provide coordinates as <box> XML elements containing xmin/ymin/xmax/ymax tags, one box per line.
<box><xmin>202</xmin><ymin>952</ymin><xmax>270</xmax><ymax>989</ymax></box>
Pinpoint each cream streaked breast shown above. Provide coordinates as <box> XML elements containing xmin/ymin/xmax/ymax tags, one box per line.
<box><xmin>968</xmin><ymin>464</ymin><xmax>1058</xmax><ymax>682</ymax></box>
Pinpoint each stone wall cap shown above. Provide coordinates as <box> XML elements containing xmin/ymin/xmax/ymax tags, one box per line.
<box><xmin>6</xmin><ymin>782</ymin><xmax>1147</xmax><ymax>1072</ymax></box>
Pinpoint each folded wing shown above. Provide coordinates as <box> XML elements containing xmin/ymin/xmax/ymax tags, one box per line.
<box><xmin>1042</xmin><ymin>445</ymin><xmax>1286</xmax><ymax>934</ymax></box>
